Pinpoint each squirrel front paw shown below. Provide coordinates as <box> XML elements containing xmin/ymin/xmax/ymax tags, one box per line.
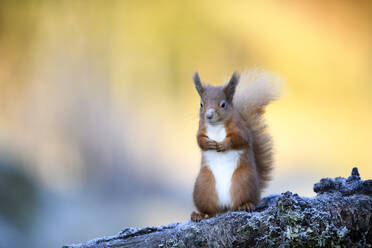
<box><xmin>206</xmin><ymin>139</ymin><xmax>218</xmax><ymax>150</ymax></box>
<box><xmin>216</xmin><ymin>142</ymin><xmax>226</xmax><ymax>152</ymax></box>
<box><xmin>216</xmin><ymin>140</ymin><xmax>231</xmax><ymax>152</ymax></box>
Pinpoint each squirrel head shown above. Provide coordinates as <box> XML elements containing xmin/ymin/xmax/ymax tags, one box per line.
<box><xmin>193</xmin><ymin>72</ymin><xmax>240</xmax><ymax>125</ymax></box>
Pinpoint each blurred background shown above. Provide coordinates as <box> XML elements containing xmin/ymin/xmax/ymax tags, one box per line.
<box><xmin>0</xmin><ymin>1</ymin><xmax>371</xmax><ymax>247</ymax></box>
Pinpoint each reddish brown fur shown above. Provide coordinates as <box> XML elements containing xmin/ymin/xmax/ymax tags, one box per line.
<box><xmin>230</xmin><ymin>155</ymin><xmax>260</xmax><ymax>211</ymax></box>
<box><xmin>220</xmin><ymin>112</ymin><xmax>251</xmax><ymax>151</ymax></box>
<box><xmin>192</xmin><ymin>166</ymin><xmax>219</xmax><ymax>218</ymax></box>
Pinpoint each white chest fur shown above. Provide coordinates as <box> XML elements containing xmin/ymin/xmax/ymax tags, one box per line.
<box><xmin>205</xmin><ymin>124</ymin><xmax>226</xmax><ymax>142</ymax></box>
<box><xmin>203</xmin><ymin>124</ymin><xmax>242</xmax><ymax>208</ymax></box>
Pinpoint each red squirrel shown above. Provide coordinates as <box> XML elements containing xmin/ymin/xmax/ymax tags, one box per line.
<box><xmin>191</xmin><ymin>68</ymin><xmax>281</xmax><ymax>221</ymax></box>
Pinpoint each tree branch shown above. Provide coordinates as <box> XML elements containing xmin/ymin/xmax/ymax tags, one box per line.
<box><xmin>63</xmin><ymin>167</ymin><xmax>372</xmax><ymax>247</ymax></box>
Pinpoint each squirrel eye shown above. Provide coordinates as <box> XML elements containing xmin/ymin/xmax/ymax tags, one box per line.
<box><xmin>220</xmin><ymin>101</ymin><xmax>226</xmax><ymax>108</ymax></box>
<box><xmin>200</xmin><ymin>102</ymin><xmax>204</xmax><ymax>108</ymax></box>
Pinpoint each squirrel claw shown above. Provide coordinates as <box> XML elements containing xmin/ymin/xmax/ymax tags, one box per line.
<box><xmin>216</xmin><ymin>143</ymin><xmax>226</xmax><ymax>152</ymax></box>
<box><xmin>206</xmin><ymin>140</ymin><xmax>218</xmax><ymax>150</ymax></box>
<box><xmin>191</xmin><ymin>211</ymin><xmax>206</xmax><ymax>222</ymax></box>
<box><xmin>236</xmin><ymin>202</ymin><xmax>255</xmax><ymax>212</ymax></box>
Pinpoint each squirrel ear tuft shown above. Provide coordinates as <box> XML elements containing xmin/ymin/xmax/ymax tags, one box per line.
<box><xmin>224</xmin><ymin>72</ymin><xmax>240</xmax><ymax>102</ymax></box>
<box><xmin>193</xmin><ymin>72</ymin><xmax>205</xmax><ymax>97</ymax></box>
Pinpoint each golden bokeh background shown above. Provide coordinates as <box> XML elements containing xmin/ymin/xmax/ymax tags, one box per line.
<box><xmin>0</xmin><ymin>1</ymin><xmax>371</xmax><ymax>247</ymax></box>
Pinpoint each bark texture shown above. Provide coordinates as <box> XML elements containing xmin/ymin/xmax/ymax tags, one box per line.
<box><xmin>63</xmin><ymin>168</ymin><xmax>372</xmax><ymax>248</ymax></box>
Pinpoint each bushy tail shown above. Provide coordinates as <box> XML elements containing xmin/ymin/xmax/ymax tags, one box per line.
<box><xmin>232</xmin><ymin>68</ymin><xmax>282</xmax><ymax>190</ymax></box>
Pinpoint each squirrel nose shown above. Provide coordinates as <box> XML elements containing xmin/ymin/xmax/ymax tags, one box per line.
<box><xmin>206</xmin><ymin>108</ymin><xmax>214</xmax><ymax>120</ymax></box>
